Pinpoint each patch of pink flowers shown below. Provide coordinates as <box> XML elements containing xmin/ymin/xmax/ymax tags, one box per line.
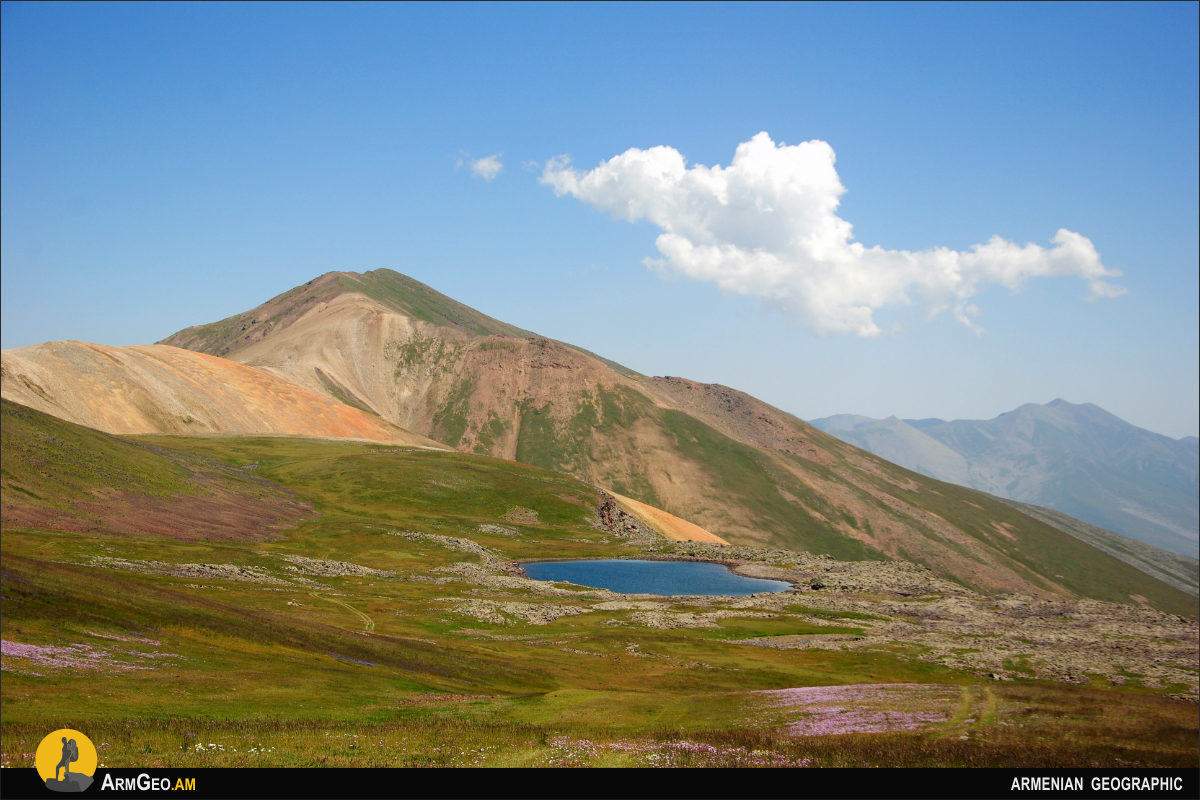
<box><xmin>0</xmin><ymin>639</ymin><xmax>149</xmax><ymax>673</ymax></box>
<box><xmin>760</xmin><ymin>683</ymin><xmax>954</xmax><ymax>737</ymax></box>
<box><xmin>546</xmin><ymin>736</ymin><xmax>813</xmax><ymax>767</ymax></box>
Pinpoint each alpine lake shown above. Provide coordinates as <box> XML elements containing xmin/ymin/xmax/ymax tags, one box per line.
<box><xmin>520</xmin><ymin>558</ymin><xmax>793</xmax><ymax>596</ymax></box>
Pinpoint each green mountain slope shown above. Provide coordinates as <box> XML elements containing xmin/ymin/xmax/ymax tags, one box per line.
<box><xmin>1001</xmin><ymin>498</ymin><xmax>1199</xmax><ymax>597</ymax></box>
<box><xmin>0</xmin><ymin>399</ymin><xmax>312</xmax><ymax>540</ymax></box>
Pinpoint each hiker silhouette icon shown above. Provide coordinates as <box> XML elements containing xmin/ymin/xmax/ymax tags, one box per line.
<box><xmin>54</xmin><ymin>736</ymin><xmax>79</xmax><ymax>781</ymax></box>
<box><xmin>35</xmin><ymin>729</ymin><xmax>96</xmax><ymax>793</ymax></box>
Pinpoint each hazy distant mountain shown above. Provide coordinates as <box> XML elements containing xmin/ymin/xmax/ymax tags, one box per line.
<box><xmin>146</xmin><ymin>267</ymin><xmax>1195</xmax><ymax>609</ymax></box>
<box><xmin>810</xmin><ymin>415</ymin><xmax>973</xmax><ymax>488</ymax></box>
<box><xmin>813</xmin><ymin>402</ymin><xmax>1199</xmax><ymax>558</ymax></box>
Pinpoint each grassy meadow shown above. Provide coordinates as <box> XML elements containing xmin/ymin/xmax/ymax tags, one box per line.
<box><xmin>1</xmin><ymin>405</ymin><xmax>1196</xmax><ymax>768</ymax></box>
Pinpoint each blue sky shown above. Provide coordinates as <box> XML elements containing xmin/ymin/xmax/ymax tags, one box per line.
<box><xmin>3</xmin><ymin>2</ymin><xmax>1197</xmax><ymax>437</ymax></box>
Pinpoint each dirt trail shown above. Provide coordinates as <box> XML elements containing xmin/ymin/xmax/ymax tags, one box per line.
<box><xmin>309</xmin><ymin>591</ymin><xmax>375</xmax><ymax>632</ymax></box>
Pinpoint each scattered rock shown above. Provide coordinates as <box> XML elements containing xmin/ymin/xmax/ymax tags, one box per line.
<box><xmin>433</xmin><ymin>562</ymin><xmax>602</xmax><ymax>596</ymax></box>
<box><xmin>628</xmin><ymin>610</ymin><xmax>777</xmax><ymax>629</ymax></box>
<box><xmin>390</xmin><ymin>531</ymin><xmax>513</xmax><ymax>571</ymax></box>
<box><xmin>478</xmin><ymin>523</ymin><xmax>520</xmax><ymax>537</ymax></box>
<box><xmin>88</xmin><ymin>556</ymin><xmax>292</xmax><ymax>585</ymax></box>
<box><xmin>592</xmin><ymin>491</ymin><xmax>658</xmax><ymax>541</ymax></box>
<box><xmin>592</xmin><ymin>600</ymin><xmax>668</xmax><ymax>611</ymax></box>
<box><xmin>280</xmin><ymin>554</ymin><xmax>393</xmax><ymax>578</ymax></box>
<box><xmin>440</xmin><ymin>598</ymin><xmax>589</xmax><ymax>626</ymax></box>
<box><xmin>393</xmin><ymin>528</ymin><xmax>1198</xmax><ymax>697</ymax></box>
<box><xmin>734</xmin><ymin>633</ymin><xmax>865</xmax><ymax>650</ymax></box>
<box><xmin>500</xmin><ymin>507</ymin><xmax>540</xmax><ymax>525</ymax></box>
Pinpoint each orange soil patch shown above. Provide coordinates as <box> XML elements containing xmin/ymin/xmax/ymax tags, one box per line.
<box><xmin>608</xmin><ymin>491</ymin><xmax>730</xmax><ymax>545</ymax></box>
<box><xmin>1</xmin><ymin>341</ymin><xmax>443</xmax><ymax>447</ymax></box>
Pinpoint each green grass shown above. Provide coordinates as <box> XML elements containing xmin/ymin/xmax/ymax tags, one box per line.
<box><xmin>2</xmin><ymin>406</ymin><xmax>1196</xmax><ymax>768</ymax></box>
<box><xmin>1</xmin><ymin>399</ymin><xmax>193</xmax><ymax>504</ymax></box>
<box><xmin>472</xmin><ymin>414</ymin><xmax>508</xmax><ymax>455</ymax></box>
<box><xmin>313</xmin><ymin>368</ymin><xmax>376</xmax><ymax>415</ymax></box>
<box><xmin>340</xmin><ymin>270</ymin><xmax>533</xmax><ymax>339</ymax></box>
<box><xmin>513</xmin><ymin>387</ymin><xmax>663</xmax><ymax>502</ymax></box>
<box><xmin>514</xmin><ymin>400</ymin><xmax>560</xmax><ymax>472</ymax></box>
<box><xmin>864</xmin><ymin>464</ymin><xmax>1200</xmax><ymax>617</ymax></box>
<box><xmin>2</xmin><ymin>684</ymin><xmax>1193</xmax><ymax>768</ymax></box>
<box><xmin>784</xmin><ymin>604</ymin><xmax>888</xmax><ymax>622</ymax></box>
<box><xmin>430</xmin><ymin>377</ymin><xmax>475</xmax><ymax>448</ymax></box>
<box><xmin>1002</xmin><ymin>499</ymin><xmax>1200</xmax><ymax>597</ymax></box>
<box><xmin>658</xmin><ymin>409</ymin><xmax>884</xmax><ymax>561</ymax></box>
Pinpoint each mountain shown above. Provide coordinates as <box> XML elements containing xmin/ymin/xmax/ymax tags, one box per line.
<box><xmin>809</xmin><ymin>415</ymin><xmax>972</xmax><ymax>487</ymax></box>
<box><xmin>0</xmin><ymin>340</ymin><xmax>440</xmax><ymax>447</ymax></box>
<box><xmin>813</xmin><ymin>402</ymin><xmax>1199</xmax><ymax>558</ymax></box>
<box><xmin>149</xmin><ymin>267</ymin><xmax>1194</xmax><ymax>609</ymax></box>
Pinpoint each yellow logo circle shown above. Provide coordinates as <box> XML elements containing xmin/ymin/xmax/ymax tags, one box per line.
<box><xmin>35</xmin><ymin>729</ymin><xmax>98</xmax><ymax>788</ymax></box>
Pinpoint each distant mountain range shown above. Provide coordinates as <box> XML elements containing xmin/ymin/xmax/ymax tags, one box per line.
<box><xmin>812</xmin><ymin>403</ymin><xmax>1199</xmax><ymax>558</ymax></box>
<box><xmin>3</xmin><ymin>268</ymin><xmax>1195</xmax><ymax>612</ymax></box>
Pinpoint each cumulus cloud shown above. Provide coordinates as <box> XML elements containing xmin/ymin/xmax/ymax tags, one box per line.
<box><xmin>540</xmin><ymin>132</ymin><xmax>1124</xmax><ymax>336</ymax></box>
<box><xmin>468</xmin><ymin>154</ymin><xmax>503</xmax><ymax>181</ymax></box>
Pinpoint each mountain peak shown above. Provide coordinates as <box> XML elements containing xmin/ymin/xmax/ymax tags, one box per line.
<box><xmin>160</xmin><ymin>268</ymin><xmax>533</xmax><ymax>356</ymax></box>
<box><xmin>819</xmin><ymin>399</ymin><xmax>1198</xmax><ymax>558</ymax></box>
<box><xmin>324</xmin><ymin>269</ymin><xmax>535</xmax><ymax>338</ymax></box>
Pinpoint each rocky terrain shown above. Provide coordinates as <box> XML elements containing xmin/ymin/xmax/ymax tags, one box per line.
<box><xmin>393</xmin><ymin>527</ymin><xmax>1200</xmax><ymax>698</ymax></box>
<box><xmin>663</xmin><ymin>542</ymin><xmax>1199</xmax><ymax>698</ymax></box>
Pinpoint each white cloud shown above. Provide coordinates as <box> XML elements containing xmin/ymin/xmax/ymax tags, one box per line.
<box><xmin>540</xmin><ymin>132</ymin><xmax>1124</xmax><ymax>336</ymax></box>
<box><xmin>468</xmin><ymin>154</ymin><xmax>503</xmax><ymax>181</ymax></box>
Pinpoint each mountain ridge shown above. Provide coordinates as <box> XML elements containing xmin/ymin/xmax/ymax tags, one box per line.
<box><xmin>813</xmin><ymin>402</ymin><xmax>1199</xmax><ymax>558</ymax></box>
<box><xmin>143</xmin><ymin>267</ymin><xmax>1196</xmax><ymax>610</ymax></box>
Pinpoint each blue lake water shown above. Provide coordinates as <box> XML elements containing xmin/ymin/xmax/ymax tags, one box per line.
<box><xmin>520</xmin><ymin>559</ymin><xmax>792</xmax><ymax>596</ymax></box>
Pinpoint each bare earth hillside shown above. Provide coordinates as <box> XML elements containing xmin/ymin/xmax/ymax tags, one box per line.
<box><xmin>0</xmin><ymin>340</ymin><xmax>442</xmax><ymax>447</ymax></box>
